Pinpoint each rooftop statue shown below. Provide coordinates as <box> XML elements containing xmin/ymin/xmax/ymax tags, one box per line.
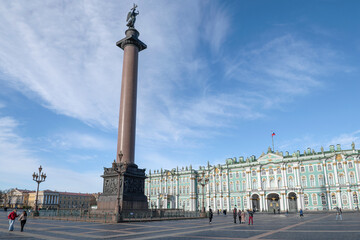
<box><xmin>126</xmin><ymin>4</ymin><xmax>139</xmax><ymax>28</ymax></box>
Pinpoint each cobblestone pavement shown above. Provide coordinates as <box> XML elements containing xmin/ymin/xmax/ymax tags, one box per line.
<box><xmin>1</xmin><ymin>211</ymin><xmax>360</xmax><ymax>239</ymax></box>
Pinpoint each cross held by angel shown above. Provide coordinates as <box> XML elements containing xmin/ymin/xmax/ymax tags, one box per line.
<box><xmin>126</xmin><ymin>4</ymin><xmax>139</xmax><ymax>28</ymax></box>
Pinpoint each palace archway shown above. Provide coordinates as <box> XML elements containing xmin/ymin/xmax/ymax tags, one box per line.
<box><xmin>267</xmin><ymin>193</ymin><xmax>280</xmax><ymax>213</ymax></box>
<box><xmin>288</xmin><ymin>192</ymin><xmax>297</xmax><ymax>212</ymax></box>
<box><xmin>251</xmin><ymin>194</ymin><xmax>260</xmax><ymax>211</ymax></box>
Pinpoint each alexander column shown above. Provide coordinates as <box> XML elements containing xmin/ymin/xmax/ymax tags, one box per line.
<box><xmin>97</xmin><ymin>4</ymin><xmax>148</xmax><ymax>222</ymax></box>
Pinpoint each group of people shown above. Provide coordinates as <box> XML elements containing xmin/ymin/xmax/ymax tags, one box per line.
<box><xmin>7</xmin><ymin>209</ymin><xmax>28</xmax><ymax>232</ymax></box>
<box><xmin>209</xmin><ymin>207</ymin><xmax>254</xmax><ymax>225</ymax></box>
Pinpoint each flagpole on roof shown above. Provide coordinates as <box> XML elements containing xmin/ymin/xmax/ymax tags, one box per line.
<box><xmin>271</xmin><ymin>131</ymin><xmax>275</xmax><ymax>152</ymax></box>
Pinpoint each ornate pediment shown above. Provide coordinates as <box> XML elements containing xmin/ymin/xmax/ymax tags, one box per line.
<box><xmin>257</xmin><ymin>153</ymin><xmax>283</xmax><ymax>164</ymax></box>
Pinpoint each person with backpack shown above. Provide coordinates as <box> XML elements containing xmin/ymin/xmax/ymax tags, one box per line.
<box><xmin>8</xmin><ymin>209</ymin><xmax>18</xmax><ymax>231</ymax></box>
<box><xmin>248</xmin><ymin>209</ymin><xmax>254</xmax><ymax>225</ymax></box>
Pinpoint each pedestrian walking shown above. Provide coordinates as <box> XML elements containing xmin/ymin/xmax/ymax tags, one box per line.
<box><xmin>336</xmin><ymin>207</ymin><xmax>343</xmax><ymax>221</ymax></box>
<box><xmin>233</xmin><ymin>206</ymin><xmax>237</xmax><ymax>224</ymax></box>
<box><xmin>241</xmin><ymin>209</ymin><xmax>246</xmax><ymax>224</ymax></box>
<box><xmin>209</xmin><ymin>207</ymin><xmax>213</xmax><ymax>224</ymax></box>
<box><xmin>18</xmin><ymin>210</ymin><xmax>27</xmax><ymax>232</ymax></box>
<box><xmin>8</xmin><ymin>209</ymin><xmax>18</xmax><ymax>231</ymax></box>
<box><xmin>248</xmin><ymin>209</ymin><xmax>254</xmax><ymax>225</ymax></box>
<box><xmin>299</xmin><ymin>208</ymin><xmax>304</xmax><ymax>218</ymax></box>
<box><xmin>238</xmin><ymin>209</ymin><xmax>241</xmax><ymax>223</ymax></box>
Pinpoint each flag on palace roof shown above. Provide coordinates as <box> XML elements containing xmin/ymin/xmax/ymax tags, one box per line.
<box><xmin>272</xmin><ymin>132</ymin><xmax>276</xmax><ymax>136</ymax></box>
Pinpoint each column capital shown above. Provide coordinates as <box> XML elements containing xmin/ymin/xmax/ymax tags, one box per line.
<box><xmin>117</xmin><ymin>28</ymin><xmax>147</xmax><ymax>51</ymax></box>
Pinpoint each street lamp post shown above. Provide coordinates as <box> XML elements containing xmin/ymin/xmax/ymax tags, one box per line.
<box><xmin>32</xmin><ymin>165</ymin><xmax>46</xmax><ymax>216</ymax></box>
<box><xmin>197</xmin><ymin>171</ymin><xmax>209</xmax><ymax>216</ymax></box>
<box><xmin>112</xmin><ymin>151</ymin><xmax>124</xmax><ymax>223</ymax></box>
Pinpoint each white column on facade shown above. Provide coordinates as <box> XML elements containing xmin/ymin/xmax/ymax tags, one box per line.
<box><xmin>336</xmin><ymin>190</ymin><xmax>342</xmax><ymax>208</ymax></box>
<box><xmin>257</xmin><ymin>167</ymin><xmax>261</xmax><ymax>190</ymax></box>
<box><xmin>333</xmin><ymin>158</ymin><xmax>339</xmax><ymax>186</ymax></box>
<box><xmin>323</xmin><ymin>160</ymin><xmax>329</xmax><ymax>186</ymax></box>
<box><xmin>296</xmin><ymin>193</ymin><xmax>301</xmax><ymax>211</ymax></box>
<box><xmin>348</xmin><ymin>189</ymin><xmax>353</xmax><ymax>209</ymax></box>
<box><xmin>343</xmin><ymin>158</ymin><xmax>350</xmax><ymax>184</ymax></box>
<box><xmin>353</xmin><ymin>157</ymin><xmax>360</xmax><ymax>183</ymax></box>
<box><xmin>246</xmin><ymin>168</ymin><xmax>251</xmax><ymax>190</ymax></box>
<box><xmin>328</xmin><ymin>191</ymin><xmax>332</xmax><ymax>210</ymax></box>
<box><xmin>295</xmin><ymin>164</ymin><xmax>301</xmax><ymax>187</ymax></box>
<box><xmin>266</xmin><ymin>169</ymin><xmax>270</xmax><ymax>189</ymax></box>
<box><xmin>281</xmin><ymin>164</ymin><xmax>288</xmax><ymax>188</ymax></box>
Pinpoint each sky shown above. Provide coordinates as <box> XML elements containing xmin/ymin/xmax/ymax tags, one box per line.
<box><xmin>0</xmin><ymin>0</ymin><xmax>359</xmax><ymax>193</ymax></box>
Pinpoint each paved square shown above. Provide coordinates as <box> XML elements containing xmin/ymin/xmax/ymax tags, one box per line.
<box><xmin>1</xmin><ymin>211</ymin><xmax>360</xmax><ymax>239</ymax></box>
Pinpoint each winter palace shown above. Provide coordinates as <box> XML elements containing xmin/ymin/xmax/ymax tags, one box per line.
<box><xmin>145</xmin><ymin>143</ymin><xmax>360</xmax><ymax>212</ymax></box>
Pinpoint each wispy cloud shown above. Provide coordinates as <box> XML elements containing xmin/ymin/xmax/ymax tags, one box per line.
<box><xmin>224</xmin><ymin>34</ymin><xmax>340</xmax><ymax>109</ymax></box>
<box><xmin>0</xmin><ymin>115</ymin><xmax>104</xmax><ymax>192</ymax></box>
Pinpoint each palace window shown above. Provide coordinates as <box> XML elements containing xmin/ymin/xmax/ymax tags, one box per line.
<box><xmin>331</xmin><ymin>194</ymin><xmax>337</xmax><ymax>205</ymax></box>
<box><xmin>210</xmin><ymin>183</ymin><xmax>213</xmax><ymax>192</ymax></box>
<box><xmin>300</xmin><ymin>166</ymin><xmax>305</xmax><ymax>173</ymax></box>
<box><xmin>312</xmin><ymin>194</ymin><xmax>318</xmax><ymax>205</ymax></box>
<box><xmin>318</xmin><ymin>175</ymin><xmax>324</xmax><ymax>186</ymax></box>
<box><xmin>223</xmin><ymin>174</ymin><xmax>226</xmax><ymax>180</ymax></box>
<box><xmin>173</xmin><ymin>186</ymin><xmax>176</xmax><ymax>193</ymax></box>
<box><xmin>301</xmin><ymin>176</ymin><xmax>307</xmax><ymax>187</ymax></box>
<box><xmin>309</xmin><ymin>166</ymin><xmax>314</xmax><ymax>172</ymax></box>
<box><xmin>230</xmin><ymin>182</ymin><xmax>234</xmax><ymax>192</ymax></box>
<box><xmin>252</xmin><ymin>180</ymin><xmax>257</xmax><ymax>190</ymax></box>
<box><xmin>236</xmin><ymin>172</ymin><xmax>240</xmax><ymax>178</ymax></box>
<box><xmin>261</xmin><ymin>179</ymin><xmax>266</xmax><ymax>189</ymax></box>
<box><xmin>342</xmin><ymin>195</ymin><xmax>348</xmax><ymax>205</ymax></box>
<box><xmin>287</xmin><ymin>166</ymin><xmax>293</xmax><ymax>174</ymax></box>
<box><xmin>187</xmin><ymin>186</ymin><xmax>190</xmax><ymax>194</ymax></box>
<box><xmin>242</xmin><ymin>172</ymin><xmax>246</xmax><ymax>178</ymax></box>
<box><xmin>321</xmin><ymin>194</ymin><xmax>327</xmax><ymax>205</ymax></box>
<box><xmin>353</xmin><ymin>193</ymin><xmax>358</xmax><ymax>204</ymax></box>
<box><xmin>304</xmin><ymin>194</ymin><xmax>309</xmax><ymax>206</ymax></box>
<box><xmin>224</xmin><ymin>198</ymin><xmax>228</xmax><ymax>208</ymax></box>
<box><xmin>217</xmin><ymin>199</ymin><xmax>220</xmax><ymax>208</ymax></box>
<box><xmin>288</xmin><ymin>177</ymin><xmax>294</xmax><ymax>188</ymax></box>
<box><xmin>350</xmin><ymin>172</ymin><xmax>355</xmax><ymax>184</ymax></box>
<box><xmin>242</xmin><ymin>181</ymin><xmax>246</xmax><ymax>190</ymax></box>
<box><xmin>277</xmin><ymin>168</ymin><xmax>281</xmax><ymax>174</ymax></box>
<box><xmin>329</xmin><ymin>174</ymin><xmax>334</xmax><ymax>185</ymax></box>
<box><xmin>252</xmin><ymin>170</ymin><xmax>256</xmax><ymax>176</ymax></box>
<box><xmin>236</xmin><ymin>181</ymin><xmax>240</xmax><ymax>192</ymax></box>
<box><xmin>244</xmin><ymin>197</ymin><xmax>248</xmax><ymax>208</ymax></box>
<box><xmin>211</xmin><ymin>198</ymin><xmax>214</xmax><ymax>208</ymax></box>
<box><xmin>338</xmin><ymin>163</ymin><xmax>343</xmax><ymax>169</ymax></box>
<box><xmin>223</xmin><ymin>182</ymin><xmax>227</xmax><ymax>192</ymax></box>
<box><xmin>339</xmin><ymin>174</ymin><xmax>345</xmax><ymax>185</ymax></box>
<box><xmin>270</xmin><ymin>178</ymin><xmax>275</xmax><ymax>188</ymax></box>
<box><xmin>317</xmin><ymin>164</ymin><xmax>322</xmax><ymax>171</ymax></box>
<box><xmin>327</xmin><ymin>164</ymin><xmax>332</xmax><ymax>171</ymax></box>
<box><xmin>231</xmin><ymin>198</ymin><xmax>235</xmax><ymax>207</ymax></box>
<box><xmin>229</xmin><ymin>172</ymin><xmax>233</xmax><ymax>179</ymax></box>
<box><xmin>261</xmin><ymin>169</ymin><xmax>266</xmax><ymax>176</ymax></box>
<box><xmin>237</xmin><ymin>197</ymin><xmax>241</xmax><ymax>207</ymax></box>
<box><xmin>348</xmin><ymin>161</ymin><xmax>353</xmax><ymax>168</ymax></box>
<box><xmin>269</xmin><ymin>168</ymin><xmax>274</xmax><ymax>175</ymax></box>
<box><xmin>310</xmin><ymin>175</ymin><xmax>315</xmax><ymax>187</ymax></box>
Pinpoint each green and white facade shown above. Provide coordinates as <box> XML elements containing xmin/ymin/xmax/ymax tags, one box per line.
<box><xmin>145</xmin><ymin>144</ymin><xmax>360</xmax><ymax>212</ymax></box>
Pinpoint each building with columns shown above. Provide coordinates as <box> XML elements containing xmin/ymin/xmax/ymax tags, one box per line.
<box><xmin>145</xmin><ymin>144</ymin><xmax>360</xmax><ymax>212</ymax></box>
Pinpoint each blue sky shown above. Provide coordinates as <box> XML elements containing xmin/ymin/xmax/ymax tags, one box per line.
<box><xmin>0</xmin><ymin>0</ymin><xmax>359</xmax><ymax>193</ymax></box>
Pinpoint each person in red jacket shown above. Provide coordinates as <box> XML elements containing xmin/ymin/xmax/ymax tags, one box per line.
<box><xmin>8</xmin><ymin>210</ymin><xmax>18</xmax><ymax>231</ymax></box>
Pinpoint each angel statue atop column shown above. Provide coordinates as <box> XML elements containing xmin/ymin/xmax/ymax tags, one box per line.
<box><xmin>126</xmin><ymin>4</ymin><xmax>139</xmax><ymax>28</ymax></box>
